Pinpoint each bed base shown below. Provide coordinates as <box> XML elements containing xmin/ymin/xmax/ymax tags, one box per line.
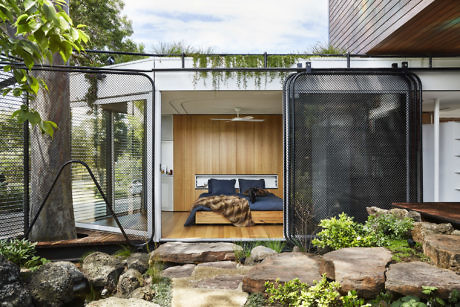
<box><xmin>195</xmin><ymin>211</ymin><xmax>283</xmax><ymax>224</ymax></box>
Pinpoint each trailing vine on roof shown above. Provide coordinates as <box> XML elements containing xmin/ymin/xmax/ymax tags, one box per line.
<box><xmin>191</xmin><ymin>54</ymin><xmax>301</xmax><ymax>89</ymax></box>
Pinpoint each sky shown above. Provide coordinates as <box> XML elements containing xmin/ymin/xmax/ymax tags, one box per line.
<box><xmin>122</xmin><ymin>0</ymin><xmax>329</xmax><ymax>53</ymax></box>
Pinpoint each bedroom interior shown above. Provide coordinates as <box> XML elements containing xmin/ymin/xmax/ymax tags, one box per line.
<box><xmin>160</xmin><ymin>90</ymin><xmax>284</xmax><ymax>239</ymax></box>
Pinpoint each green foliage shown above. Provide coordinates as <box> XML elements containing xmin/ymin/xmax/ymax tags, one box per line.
<box><xmin>298</xmin><ymin>274</ymin><xmax>342</xmax><ymax>307</ymax></box>
<box><xmin>234</xmin><ymin>241</ymin><xmax>254</xmax><ymax>263</ymax></box>
<box><xmin>390</xmin><ymin>295</ymin><xmax>426</xmax><ymax>307</ymax></box>
<box><xmin>244</xmin><ymin>293</ymin><xmax>267</xmax><ymax>307</ymax></box>
<box><xmin>146</xmin><ymin>248</ymin><xmax>164</xmax><ymax>284</ymax></box>
<box><xmin>341</xmin><ymin>290</ymin><xmax>368</xmax><ymax>307</ymax></box>
<box><xmin>311</xmin><ymin>42</ymin><xmax>346</xmax><ymax>55</ymax></box>
<box><xmin>260</xmin><ymin>240</ymin><xmax>286</xmax><ymax>253</ymax></box>
<box><xmin>312</xmin><ymin>213</ymin><xmax>374</xmax><ymax>250</ymax></box>
<box><xmin>151</xmin><ymin>277</ymin><xmax>172</xmax><ymax>307</ymax></box>
<box><xmin>192</xmin><ymin>54</ymin><xmax>300</xmax><ymax>89</ymax></box>
<box><xmin>364</xmin><ymin>214</ymin><xmax>413</xmax><ymax>247</ymax></box>
<box><xmin>265</xmin><ymin>278</ymin><xmax>310</xmax><ymax>306</ymax></box>
<box><xmin>70</xmin><ymin>0</ymin><xmax>146</xmax><ymax>66</ymax></box>
<box><xmin>448</xmin><ymin>289</ymin><xmax>460</xmax><ymax>305</ymax></box>
<box><xmin>113</xmin><ymin>245</ymin><xmax>132</xmax><ymax>259</ymax></box>
<box><xmin>1</xmin><ymin>0</ymin><xmax>88</xmax><ymax>136</ymax></box>
<box><xmin>0</xmin><ymin>238</ymin><xmax>48</xmax><ymax>270</ymax></box>
<box><xmin>386</xmin><ymin>240</ymin><xmax>428</xmax><ymax>263</ymax></box>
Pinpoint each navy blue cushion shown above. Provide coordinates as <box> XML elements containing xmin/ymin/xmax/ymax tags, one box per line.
<box><xmin>208</xmin><ymin>179</ymin><xmax>236</xmax><ymax>194</ymax></box>
<box><xmin>239</xmin><ymin>179</ymin><xmax>265</xmax><ymax>194</ymax></box>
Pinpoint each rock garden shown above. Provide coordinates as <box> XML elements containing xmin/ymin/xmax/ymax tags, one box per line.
<box><xmin>1</xmin><ymin>207</ymin><xmax>459</xmax><ymax>307</ymax></box>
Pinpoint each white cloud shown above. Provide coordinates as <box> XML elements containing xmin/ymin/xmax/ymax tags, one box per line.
<box><xmin>122</xmin><ymin>0</ymin><xmax>328</xmax><ymax>53</ymax></box>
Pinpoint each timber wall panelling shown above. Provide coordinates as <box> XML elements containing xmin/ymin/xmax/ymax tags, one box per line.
<box><xmin>173</xmin><ymin>114</ymin><xmax>283</xmax><ymax>211</ymax></box>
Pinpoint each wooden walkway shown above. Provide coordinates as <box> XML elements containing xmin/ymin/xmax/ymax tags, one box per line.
<box><xmin>36</xmin><ymin>228</ymin><xmax>138</xmax><ymax>248</ymax></box>
<box><xmin>393</xmin><ymin>202</ymin><xmax>460</xmax><ymax>228</ymax></box>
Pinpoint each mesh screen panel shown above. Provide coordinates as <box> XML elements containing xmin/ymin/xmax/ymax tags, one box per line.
<box><xmin>0</xmin><ymin>72</ymin><xmax>25</xmax><ymax>239</ymax></box>
<box><xmin>1</xmin><ymin>67</ymin><xmax>154</xmax><ymax>242</ymax></box>
<box><xmin>284</xmin><ymin>72</ymin><xmax>421</xmax><ymax>244</ymax></box>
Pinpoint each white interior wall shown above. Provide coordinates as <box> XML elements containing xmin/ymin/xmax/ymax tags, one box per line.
<box><xmin>161</xmin><ymin>115</ymin><xmax>174</xmax><ymax>211</ymax></box>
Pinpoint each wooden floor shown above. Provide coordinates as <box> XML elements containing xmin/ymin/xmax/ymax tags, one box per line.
<box><xmin>161</xmin><ymin>211</ymin><xmax>283</xmax><ymax>239</ymax></box>
<box><xmin>393</xmin><ymin>202</ymin><xmax>460</xmax><ymax>228</ymax></box>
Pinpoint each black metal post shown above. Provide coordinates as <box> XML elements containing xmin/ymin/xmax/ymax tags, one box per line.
<box><xmin>23</xmin><ymin>94</ymin><xmax>30</xmax><ymax>235</ymax></box>
<box><xmin>181</xmin><ymin>53</ymin><xmax>185</xmax><ymax>69</ymax></box>
<box><xmin>264</xmin><ymin>52</ymin><xmax>268</xmax><ymax>68</ymax></box>
<box><xmin>346</xmin><ymin>53</ymin><xmax>351</xmax><ymax>68</ymax></box>
<box><xmin>105</xmin><ymin>111</ymin><xmax>114</xmax><ymax>216</ymax></box>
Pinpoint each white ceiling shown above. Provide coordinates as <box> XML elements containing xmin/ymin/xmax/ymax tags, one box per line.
<box><xmin>161</xmin><ymin>89</ymin><xmax>460</xmax><ymax>118</ymax></box>
<box><xmin>161</xmin><ymin>90</ymin><xmax>282</xmax><ymax>115</ymax></box>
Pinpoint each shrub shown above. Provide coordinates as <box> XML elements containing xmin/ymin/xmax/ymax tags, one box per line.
<box><xmin>312</xmin><ymin>213</ymin><xmax>375</xmax><ymax>250</ymax></box>
<box><xmin>265</xmin><ymin>278</ymin><xmax>310</xmax><ymax>306</ymax></box>
<box><xmin>261</xmin><ymin>240</ymin><xmax>286</xmax><ymax>253</ymax></box>
<box><xmin>234</xmin><ymin>241</ymin><xmax>255</xmax><ymax>263</ymax></box>
<box><xmin>0</xmin><ymin>238</ymin><xmax>48</xmax><ymax>270</ymax></box>
<box><xmin>364</xmin><ymin>214</ymin><xmax>413</xmax><ymax>246</ymax></box>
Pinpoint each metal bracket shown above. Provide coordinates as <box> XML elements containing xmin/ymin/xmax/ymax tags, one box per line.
<box><xmin>402</xmin><ymin>61</ymin><xmax>409</xmax><ymax>69</ymax></box>
<box><xmin>306</xmin><ymin>62</ymin><xmax>312</xmax><ymax>73</ymax></box>
<box><xmin>392</xmin><ymin>63</ymin><xmax>399</xmax><ymax>69</ymax></box>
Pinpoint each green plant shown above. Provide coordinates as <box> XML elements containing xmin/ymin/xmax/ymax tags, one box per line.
<box><xmin>298</xmin><ymin>274</ymin><xmax>342</xmax><ymax>307</ymax></box>
<box><xmin>244</xmin><ymin>293</ymin><xmax>267</xmax><ymax>307</ymax></box>
<box><xmin>152</xmin><ymin>277</ymin><xmax>172</xmax><ymax>307</ymax></box>
<box><xmin>261</xmin><ymin>240</ymin><xmax>286</xmax><ymax>253</ymax></box>
<box><xmin>265</xmin><ymin>278</ymin><xmax>310</xmax><ymax>306</ymax></box>
<box><xmin>234</xmin><ymin>241</ymin><xmax>255</xmax><ymax>263</ymax></box>
<box><xmin>390</xmin><ymin>295</ymin><xmax>426</xmax><ymax>307</ymax></box>
<box><xmin>386</xmin><ymin>240</ymin><xmax>428</xmax><ymax>263</ymax></box>
<box><xmin>0</xmin><ymin>238</ymin><xmax>37</xmax><ymax>266</ymax></box>
<box><xmin>146</xmin><ymin>245</ymin><xmax>164</xmax><ymax>284</ymax></box>
<box><xmin>312</xmin><ymin>213</ymin><xmax>375</xmax><ymax>250</ymax></box>
<box><xmin>364</xmin><ymin>214</ymin><xmax>414</xmax><ymax>246</ymax></box>
<box><xmin>113</xmin><ymin>245</ymin><xmax>132</xmax><ymax>259</ymax></box>
<box><xmin>341</xmin><ymin>290</ymin><xmax>369</xmax><ymax>307</ymax></box>
<box><xmin>448</xmin><ymin>289</ymin><xmax>460</xmax><ymax>305</ymax></box>
<box><xmin>24</xmin><ymin>255</ymin><xmax>50</xmax><ymax>271</ymax></box>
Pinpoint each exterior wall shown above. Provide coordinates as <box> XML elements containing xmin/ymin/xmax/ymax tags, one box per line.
<box><xmin>329</xmin><ymin>0</ymin><xmax>434</xmax><ymax>54</ymax></box>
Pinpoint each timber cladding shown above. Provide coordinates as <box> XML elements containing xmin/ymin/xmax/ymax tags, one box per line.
<box><xmin>173</xmin><ymin>114</ymin><xmax>283</xmax><ymax>211</ymax></box>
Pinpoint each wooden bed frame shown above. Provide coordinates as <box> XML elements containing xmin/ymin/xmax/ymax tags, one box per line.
<box><xmin>195</xmin><ymin>211</ymin><xmax>283</xmax><ymax>224</ymax></box>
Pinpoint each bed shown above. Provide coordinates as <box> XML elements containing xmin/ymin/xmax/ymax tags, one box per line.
<box><xmin>184</xmin><ymin>178</ymin><xmax>283</xmax><ymax>226</ymax></box>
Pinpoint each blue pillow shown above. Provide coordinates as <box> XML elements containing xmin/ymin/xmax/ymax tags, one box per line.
<box><xmin>208</xmin><ymin>179</ymin><xmax>236</xmax><ymax>194</ymax></box>
<box><xmin>239</xmin><ymin>179</ymin><xmax>265</xmax><ymax>194</ymax></box>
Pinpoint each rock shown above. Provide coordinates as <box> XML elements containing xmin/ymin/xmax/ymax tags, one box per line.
<box><xmin>117</xmin><ymin>269</ymin><xmax>144</xmax><ymax>298</ymax></box>
<box><xmin>190</xmin><ymin>274</ymin><xmax>244</xmax><ymax>290</ymax></box>
<box><xmin>452</xmin><ymin>230</ymin><xmax>460</xmax><ymax>236</ymax></box>
<box><xmin>411</xmin><ymin>222</ymin><xmax>454</xmax><ymax>244</ymax></box>
<box><xmin>26</xmin><ymin>261</ymin><xmax>87</xmax><ymax>307</ymax></box>
<box><xmin>82</xmin><ymin>252</ymin><xmax>125</xmax><ymax>291</ymax></box>
<box><xmin>0</xmin><ymin>255</ymin><xmax>33</xmax><ymax>307</ymax></box>
<box><xmin>151</xmin><ymin>242</ymin><xmax>242</xmax><ymax>264</ymax></box>
<box><xmin>385</xmin><ymin>262</ymin><xmax>460</xmax><ymax>299</ymax></box>
<box><xmin>245</xmin><ymin>246</ymin><xmax>277</xmax><ymax>265</ymax></box>
<box><xmin>407</xmin><ymin>211</ymin><xmax>422</xmax><ymax>222</ymax></box>
<box><xmin>87</xmin><ymin>297</ymin><xmax>160</xmax><ymax>307</ymax></box>
<box><xmin>172</xmin><ymin>287</ymin><xmax>248</xmax><ymax>307</ymax></box>
<box><xmin>322</xmin><ymin>247</ymin><xmax>392</xmax><ymax>298</ymax></box>
<box><xmin>242</xmin><ymin>252</ymin><xmax>324</xmax><ymax>293</ymax></box>
<box><xmin>125</xmin><ymin>253</ymin><xmax>149</xmax><ymax>274</ymax></box>
<box><xmin>196</xmin><ymin>261</ymin><xmax>237</xmax><ymax>270</ymax></box>
<box><xmin>388</xmin><ymin>208</ymin><xmax>410</xmax><ymax>219</ymax></box>
<box><xmin>366</xmin><ymin>206</ymin><xmax>388</xmax><ymax>216</ymax></box>
<box><xmin>423</xmin><ymin>234</ymin><xmax>460</xmax><ymax>273</ymax></box>
<box><xmin>161</xmin><ymin>264</ymin><xmax>196</xmax><ymax>278</ymax></box>
<box><xmin>128</xmin><ymin>285</ymin><xmax>155</xmax><ymax>301</ymax></box>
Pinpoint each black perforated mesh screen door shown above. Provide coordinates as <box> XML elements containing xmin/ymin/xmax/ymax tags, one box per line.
<box><xmin>283</xmin><ymin>71</ymin><xmax>422</xmax><ymax>244</ymax></box>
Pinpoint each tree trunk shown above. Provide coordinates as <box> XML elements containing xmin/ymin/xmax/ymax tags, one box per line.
<box><xmin>28</xmin><ymin>0</ymin><xmax>76</xmax><ymax>241</ymax></box>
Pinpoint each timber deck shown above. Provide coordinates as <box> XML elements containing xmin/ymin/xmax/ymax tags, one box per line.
<box><xmin>392</xmin><ymin>202</ymin><xmax>460</xmax><ymax>228</ymax></box>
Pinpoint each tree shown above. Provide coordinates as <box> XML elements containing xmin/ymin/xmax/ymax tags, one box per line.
<box><xmin>0</xmin><ymin>0</ymin><xmax>88</xmax><ymax>136</ymax></box>
<box><xmin>0</xmin><ymin>0</ymin><xmax>88</xmax><ymax>241</ymax></box>
<box><xmin>70</xmin><ymin>0</ymin><xmax>145</xmax><ymax>65</ymax></box>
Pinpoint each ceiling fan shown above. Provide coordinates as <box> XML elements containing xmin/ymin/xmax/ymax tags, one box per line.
<box><xmin>210</xmin><ymin>108</ymin><xmax>264</xmax><ymax>122</ymax></box>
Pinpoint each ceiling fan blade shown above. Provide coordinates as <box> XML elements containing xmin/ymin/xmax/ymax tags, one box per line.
<box><xmin>240</xmin><ymin>116</ymin><xmax>254</xmax><ymax>120</ymax></box>
<box><xmin>247</xmin><ymin>119</ymin><xmax>264</xmax><ymax>122</ymax></box>
<box><xmin>210</xmin><ymin>118</ymin><xmax>232</xmax><ymax>121</ymax></box>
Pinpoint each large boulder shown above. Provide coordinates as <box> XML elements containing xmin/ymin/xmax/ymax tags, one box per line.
<box><xmin>86</xmin><ymin>297</ymin><xmax>160</xmax><ymax>307</ymax></box>
<box><xmin>150</xmin><ymin>242</ymin><xmax>242</xmax><ymax>264</ymax></box>
<box><xmin>366</xmin><ymin>207</ymin><xmax>421</xmax><ymax>222</ymax></box>
<box><xmin>128</xmin><ymin>285</ymin><xmax>155</xmax><ymax>301</ymax></box>
<box><xmin>125</xmin><ymin>253</ymin><xmax>149</xmax><ymax>274</ymax></box>
<box><xmin>245</xmin><ymin>246</ymin><xmax>277</xmax><ymax>265</ymax></box>
<box><xmin>26</xmin><ymin>261</ymin><xmax>87</xmax><ymax>307</ymax></box>
<box><xmin>386</xmin><ymin>262</ymin><xmax>460</xmax><ymax>299</ymax></box>
<box><xmin>423</xmin><ymin>234</ymin><xmax>460</xmax><ymax>273</ymax></box>
<box><xmin>189</xmin><ymin>274</ymin><xmax>244</xmax><ymax>290</ymax></box>
<box><xmin>161</xmin><ymin>264</ymin><xmax>196</xmax><ymax>279</ymax></box>
<box><xmin>411</xmin><ymin>222</ymin><xmax>453</xmax><ymax>244</ymax></box>
<box><xmin>0</xmin><ymin>255</ymin><xmax>33</xmax><ymax>307</ymax></box>
<box><xmin>82</xmin><ymin>252</ymin><xmax>125</xmax><ymax>291</ymax></box>
<box><xmin>116</xmin><ymin>269</ymin><xmax>144</xmax><ymax>298</ymax></box>
<box><xmin>322</xmin><ymin>247</ymin><xmax>392</xmax><ymax>298</ymax></box>
<box><xmin>242</xmin><ymin>252</ymin><xmax>325</xmax><ymax>293</ymax></box>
